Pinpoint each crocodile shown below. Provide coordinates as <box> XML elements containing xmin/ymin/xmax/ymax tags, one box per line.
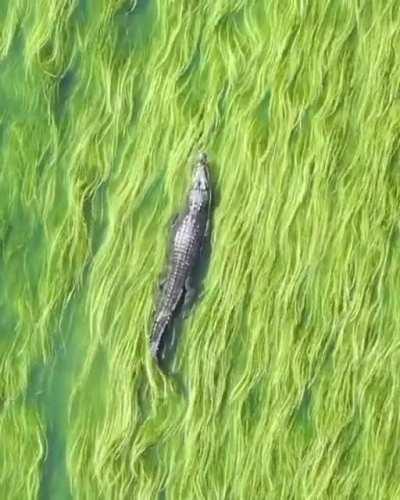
<box><xmin>150</xmin><ymin>152</ymin><xmax>212</xmax><ymax>365</ymax></box>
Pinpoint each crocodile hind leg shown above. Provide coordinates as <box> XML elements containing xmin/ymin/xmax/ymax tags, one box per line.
<box><xmin>169</xmin><ymin>324</ymin><xmax>177</xmax><ymax>354</ymax></box>
<box><xmin>160</xmin><ymin>335</ymin><xmax>168</xmax><ymax>361</ymax></box>
<box><xmin>182</xmin><ymin>277</ymin><xmax>196</xmax><ymax>318</ymax></box>
<box><xmin>199</xmin><ymin>219</ymin><xmax>211</xmax><ymax>258</ymax></box>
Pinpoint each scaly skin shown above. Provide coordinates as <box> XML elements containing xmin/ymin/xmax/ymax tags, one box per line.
<box><xmin>150</xmin><ymin>152</ymin><xmax>212</xmax><ymax>364</ymax></box>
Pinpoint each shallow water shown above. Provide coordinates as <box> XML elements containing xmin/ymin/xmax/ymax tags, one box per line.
<box><xmin>1</xmin><ymin>1</ymin><xmax>400</xmax><ymax>499</ymax></box>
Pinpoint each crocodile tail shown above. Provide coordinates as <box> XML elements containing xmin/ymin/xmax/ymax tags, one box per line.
<box><xmin>150</xmin><ymin>316</ymin><xmax>170</xmax><ymax>363</ymax></box>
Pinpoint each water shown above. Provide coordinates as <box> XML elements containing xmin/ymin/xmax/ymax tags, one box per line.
<box><xmin>1</xmin><ymin>1</ymin><xmax>400</xmax><ymax>499</ymax></box>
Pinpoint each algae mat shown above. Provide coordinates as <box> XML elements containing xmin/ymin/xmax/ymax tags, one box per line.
<box><xmin>1</xmin><ymin>1</ymin><xmax>400</xmax><ymax>499</ymax></box>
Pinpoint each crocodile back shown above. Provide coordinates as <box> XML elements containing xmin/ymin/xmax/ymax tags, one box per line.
<box><xmin>160</xmin><ymin>208</ymin><xmax>207</xmax><ymax>315</ymax></box>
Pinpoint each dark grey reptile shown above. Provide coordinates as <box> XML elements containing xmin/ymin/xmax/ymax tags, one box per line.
<box><xmin>150</xmin><ymin>152</ymin><xmax>212</xmax><ymax>364</ymax></box>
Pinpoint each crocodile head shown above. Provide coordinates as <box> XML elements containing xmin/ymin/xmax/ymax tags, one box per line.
<box><xmin>188</xmin><ymin>152</ymin><xmax>211</xmax><ymax>209</ymax></box>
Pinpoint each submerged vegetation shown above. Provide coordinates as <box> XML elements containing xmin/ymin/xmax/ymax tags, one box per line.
<box><xmin>0</xmin><ymin>0</ymin><xmax>400</xmax><ymax>498</ymax></box>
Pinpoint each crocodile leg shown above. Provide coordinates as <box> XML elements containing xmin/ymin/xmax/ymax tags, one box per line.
<box><xmin>204</xmin><ymin>219</ymin><xmax>210</xmax><ymax>239</ymax></box>
<box><xmin>182</xmin><ymin>277</ymin><xmax>196</xmax><ymax>318</ymax></box>
<box><xmin>160</xmin><ymin>338</ymin><xmax>168</xmax><ymax>361</ymax></box>
<box><xmin>152</xmin><ymin>278</ymin><xmax>166</xmax><ymax>314</ymax></box>
<box><xmin>171</xmin><ymin>214</ymin><xmax>179</xmax><ymax>229</ymax></box>
<box><xmin>169</xmin><ymin>325</ymin><xmax>177</xmax><ymax>353</ymax></box>
<box><xmin>200</xmin><ymin>220</ymin><xmax>211</xmax><ymax>255</ymax></box>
